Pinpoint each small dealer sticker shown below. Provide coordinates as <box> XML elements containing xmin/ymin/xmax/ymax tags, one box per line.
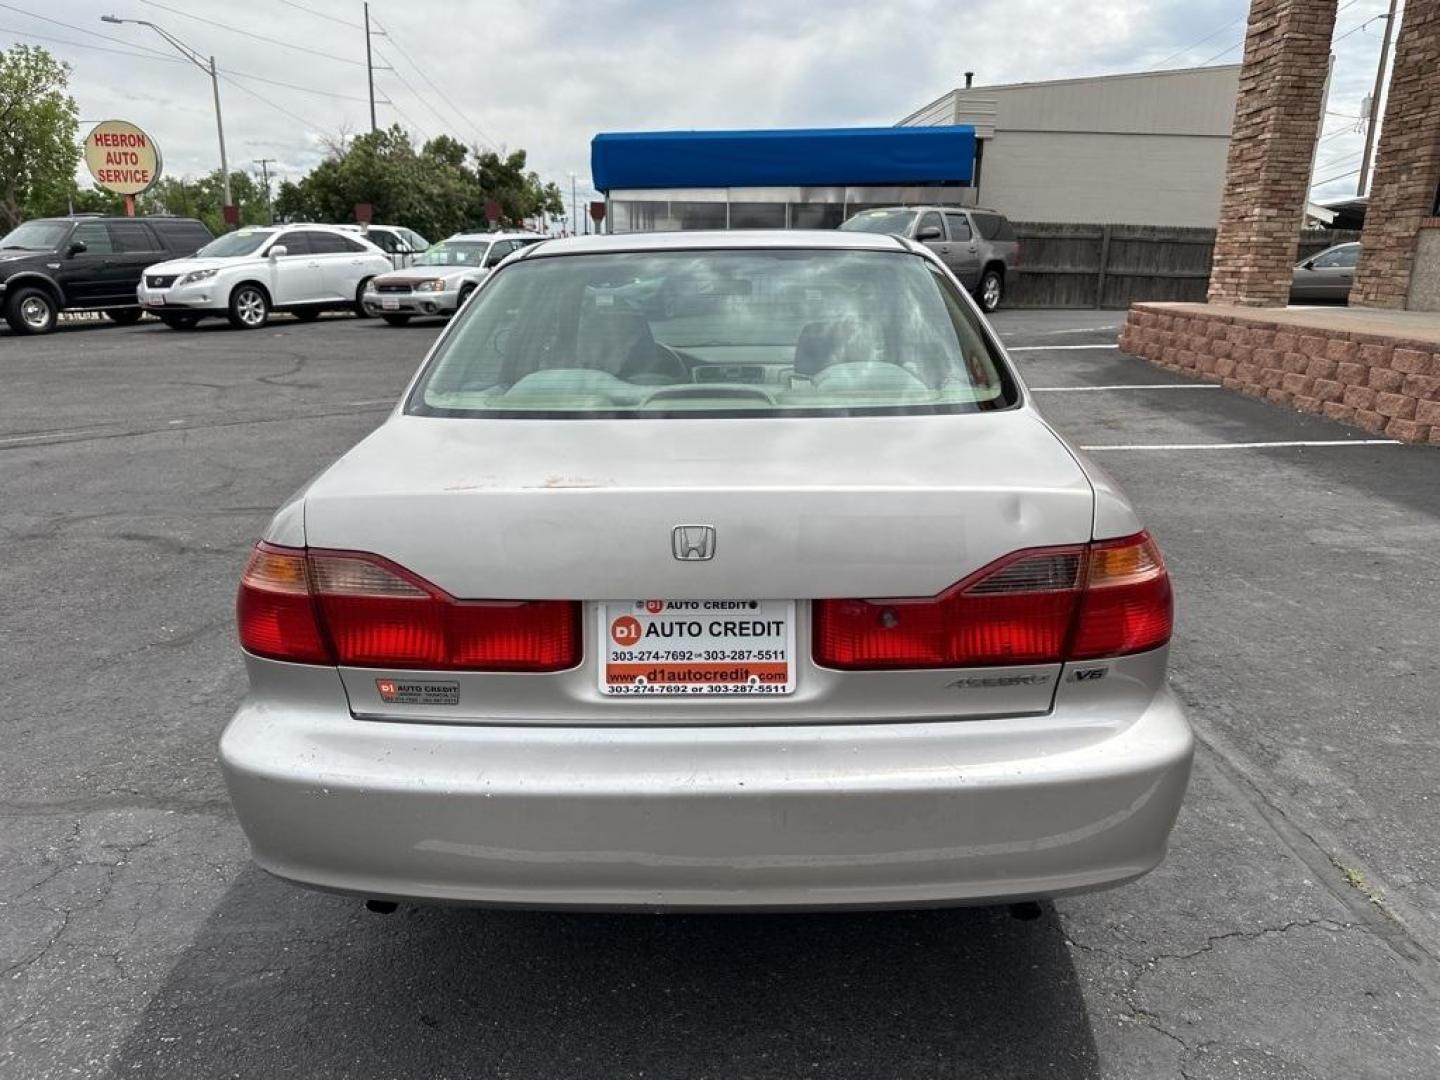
<box><xmin>375</xmin><ymin>678</ymin><xmax>459</xmax><ymax>706</ymax></box>
<box><xmin>600</xmin><ymin>599</ymin><xmax>795</xmax><ymax>696</ymax></box>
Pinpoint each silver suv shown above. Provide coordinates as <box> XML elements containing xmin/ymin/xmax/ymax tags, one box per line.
<box><xmin>840</xmin><ymin>206</ymin><xmax>1019</xmax><ymax>312</ymax></box>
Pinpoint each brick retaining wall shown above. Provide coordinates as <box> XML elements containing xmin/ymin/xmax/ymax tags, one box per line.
<box><xmin>1118</xmin><ymin>303</ymin><xmax>1440</xmax><ymax>444</ymax></box>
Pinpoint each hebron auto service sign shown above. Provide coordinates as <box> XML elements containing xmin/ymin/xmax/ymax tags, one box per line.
<box><xmin>84</xmin><ymin>120</ymin><xmax>162</xmax><ymax>196</ymax></box>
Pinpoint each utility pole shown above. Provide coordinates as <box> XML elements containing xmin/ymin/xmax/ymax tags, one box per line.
<box><xmin>1357</xmin><ymin>0</ymin><xmax>1398</xmax><ymax>197</ymax></box>
<box><xmin>253</xmin><ymin>158</ymin><xmax>276</xmax><ymax>224</ymax></box>
<box><xmin>364</xmin><ymin>2</ymin><xmax>377</xmax><ymax>133</ymax></box>
<box><xmin>570</xmin><ymin>173</ymin><xmax>578</xmax><ymax>237</ymax></box>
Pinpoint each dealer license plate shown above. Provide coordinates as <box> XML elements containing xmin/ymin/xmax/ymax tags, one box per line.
<box><xmin>599</xmin><ymin>600</ymin><xmax>795</xmax><ymax>696</ymax></box>
<box><xmin>381</xmin><ymin>297</ymin><xmax>399</xmax><ymax>310</ymax></box>
<box><xmin>144</xmin><ymin>295</ymin><xmax>165</xmax><ymax>307</ymax></box>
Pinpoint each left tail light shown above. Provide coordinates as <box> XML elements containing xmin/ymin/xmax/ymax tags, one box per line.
<box><xmin>237</xmin><ymin>542</ymin><xmax>580</xmax><ymax>671</ymax></box>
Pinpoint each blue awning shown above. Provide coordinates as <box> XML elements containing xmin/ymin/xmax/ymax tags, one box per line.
<box><xmin>591</xmin><ymin>126</ymin><xmax>975</xmax><ymax>193</ymax></box>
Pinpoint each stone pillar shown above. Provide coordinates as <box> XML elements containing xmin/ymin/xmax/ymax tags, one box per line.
<box><xmin>1352</xmin><ymin>0</ymin><xmax>1440</xmax><ymax>309</ymax></box>
<box><xmin>1207</xmin><ymin>0</ymin><xmax>1338</xmax><ymax>307</ymax></box>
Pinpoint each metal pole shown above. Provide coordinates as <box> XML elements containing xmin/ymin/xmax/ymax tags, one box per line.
<box><xmin>1357</xmin><ymin>0</ymin><xmax>1398</xmax><ymax>197</ymax></box>
<box><xmin>364</xmin><ymin>2</ymin><xmax>377</xmax><ymax>134</ymax></box>
<box><xmin>253</xmin><ymin>158</ymin><xmax>276</xmax><ymax>224</ymax></box>
<box><xmin>210</xmin><ymin>56</ymin><xmax>232</xmax><ymax>219</ymax></box>
<box><xmin>571</xmin><ymin>175</ymin><xmax>578</xmax><ymax>236</ymax></box>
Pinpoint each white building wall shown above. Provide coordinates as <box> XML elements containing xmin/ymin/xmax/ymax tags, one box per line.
<box><xmin>902</xmin><ymin>66</ymin><xmax>1241</xmax><ymax>227</ymax></box>
<box><xmin>979</xmin><ymin>131</ymin><xmax>1233</xmax><ymax>227</ymax></box>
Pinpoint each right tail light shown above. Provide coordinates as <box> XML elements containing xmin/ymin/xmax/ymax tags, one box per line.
<box><xmin>813</xmin><ymin>531</ymin><xmax>1171</xmax><ymax>670</ymax></box>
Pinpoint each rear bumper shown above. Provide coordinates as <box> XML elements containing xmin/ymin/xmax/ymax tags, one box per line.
<box><xmin>220</xmin><ymin>663</ymin><xmax>1194</xmax><ymax>910</ymax></box>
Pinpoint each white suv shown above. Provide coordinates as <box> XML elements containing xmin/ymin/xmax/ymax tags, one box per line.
<box><xmin>137</xmin><ymin>224</ymin><xmax>394</xmax><ymax>329</ymax></box>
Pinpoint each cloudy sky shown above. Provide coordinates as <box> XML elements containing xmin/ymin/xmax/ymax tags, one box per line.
<box><xmin>2</xmin><ymin>0</ymin><xmax>1402</xmax><ymax>215</ymax></box>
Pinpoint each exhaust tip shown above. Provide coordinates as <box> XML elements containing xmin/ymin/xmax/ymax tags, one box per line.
<box><xmin>365</xmin><ymin>899</ymin><xmax>399</xmax><ymax>915</ymax></box>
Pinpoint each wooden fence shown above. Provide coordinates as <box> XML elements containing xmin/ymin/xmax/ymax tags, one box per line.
<box><xmin>1007</xmin><ymin>223</ymin><xmax>1363</xmax><ymax>309</ymax></box>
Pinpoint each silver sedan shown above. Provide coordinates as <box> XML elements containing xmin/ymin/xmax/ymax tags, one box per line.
<box><xmin>222</xmin><ymin>230</ymin><xmax>1193</xmax><ymax>911</ymax></box>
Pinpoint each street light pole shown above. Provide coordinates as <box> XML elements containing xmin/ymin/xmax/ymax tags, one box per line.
<box><xmin>101</xmin><ymin>15</ymin><xmax>233</xmax><ymax>219</ymax></box>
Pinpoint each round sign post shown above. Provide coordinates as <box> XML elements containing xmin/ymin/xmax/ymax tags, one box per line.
<box><xmin>84</xmin><ymin>120</ymin><xmax>162</xmax><ymax>215</ymax></box>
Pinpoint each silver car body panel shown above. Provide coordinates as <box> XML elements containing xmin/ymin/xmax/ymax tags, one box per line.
<box><xmin>221</xmin><ymin>229</ymin><xmax>1193</xmax><ymax>908</ymax></box>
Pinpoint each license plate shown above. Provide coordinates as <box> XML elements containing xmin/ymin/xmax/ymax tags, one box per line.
<box><xmin>600</xmin><ymin>600</ymin><xmax>795</xmax><ymax>696</ymax></box>
<box><xmin>144</xmin><ymin>295</ymin><xmax>165</xmax><ymax>307</ymax></box>
<box><xmin>381</xmin><ymin>297</ymin><xmax>399</xmax><ymax>310</ymax></box>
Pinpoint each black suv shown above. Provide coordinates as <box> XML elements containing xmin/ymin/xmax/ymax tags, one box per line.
<box><xmin>0</xmin><ymin>215</ymin><xmax>214</xmax><ymax>335</ymax></box>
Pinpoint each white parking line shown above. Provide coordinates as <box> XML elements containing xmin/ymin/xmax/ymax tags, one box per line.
<box><xmin>1007</xmin><ymin>344</ymin><xmax>1120</xmax><ymax>352</ymax></box>
<box><xmin>0</xmin><ymin>429</ymin><xmax>94</xmax><ymax>446</ymax></box>
<box><xmin>1081</xmin><ymin>439</ymin><xmax>1402</xmax><ymax>451</ymax></box>
<box><xmin>1031</xmin><ymin>384</ymin><xmax>1219</xmax><ymax>393</ymax></box>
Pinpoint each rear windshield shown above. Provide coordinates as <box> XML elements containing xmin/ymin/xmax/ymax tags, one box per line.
<box><xmin>838</xmin><ymin>209</ymin><xmax>917</xmax><ymax>236</ymax></box>
<box><xmin>407</xmin><ymin>249</ymin><xmax>1016</xmax><ymax>419</ymax></box>
<box><xmin>196</xmin><ymin>228</ymin><xmax>274</xmax><ymax>258</ymax></box>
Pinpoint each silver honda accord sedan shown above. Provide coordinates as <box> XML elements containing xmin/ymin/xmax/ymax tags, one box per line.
<box><xmin>221</xmin><ymin>230</ymin><xmax>1193</xmax><ymax>910</ymax></box>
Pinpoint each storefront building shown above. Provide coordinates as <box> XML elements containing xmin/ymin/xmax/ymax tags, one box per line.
<box><xmin>591</xmin><ymin>126</ymin><xmax>976</xmax><ymax>233</ymax></box>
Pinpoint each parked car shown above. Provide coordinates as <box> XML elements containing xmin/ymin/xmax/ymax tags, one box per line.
<box><xmin>222</xmin><ymin>230</ymin><xmax>1193</xmax><ymax>912</ymax></box>
<box><xmin>361</xmin><ymin>232</ymin><xmax>543</xmax><ymax>325</ymax></box>
<box><xmin>839</xmin><ymin>206</ymin><xmax>1019</xmax><ymax>312</ymax></box>
<box><xmin>0</xmin><ymin>214</ymin><xmax>212</xmax><ymax>335</ymax></box>
<box><xmin>136</xmin><ymin>224</ymin><xmax>393</xmax><ymax>329</ymax></box>
<box><xmin>335</xmin><ymin>223</ymin><xmax>430</xmax><ymax>269</ymax></box>
<box><xmin>1290</xmin><ymin>241</ymin><xmax>1358</xmax><ymax>303</ymax></box>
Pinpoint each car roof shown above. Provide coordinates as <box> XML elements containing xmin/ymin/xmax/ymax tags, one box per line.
<box><xmin>523</xmin><ymin>230</ymin><xmax>910</xmax><ymax>257</ymax></box>
<box><xmin>445</xmin><ymin>231</ymin><xmax>540</xmax><ymax>243</ymax></box>
<box><xmin>850</xmin><ymin>206</ymin><xmax>1006</xmax><ymax>215</ymax></box>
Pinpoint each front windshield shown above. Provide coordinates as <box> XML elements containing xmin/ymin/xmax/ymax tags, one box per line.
<box><xmin>195</xmin><ymin>228</ymin><xmax>275</xmax><ymax>258</ymax></box>
<box><xmin>414</xmin><ymin>241</ymin><xmax>487</xmax><ymax>268</ymax></box>
<box><xmin>408</xmin><ymin>249</ymin><xmax>1015</xmax><ymax>419</ymax></box>
<box><xmin>839</xmin><ymin>209</ymin><xmax>919</xmax><ymax>235</ymax></box>
<box><xmin>1</xmin><ymin>221</ymin><xmax>71</xmax><ymax>251</ymax></box>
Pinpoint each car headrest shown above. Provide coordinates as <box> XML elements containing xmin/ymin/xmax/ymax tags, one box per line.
<box><xmin>793</xmin><ymin>319</ymin><xmax>878</xmax><ymax>379</ymax></box>
<box><xmin>578</xmin><ymin>310</ymin><xmax>657</xmax><ymax>376</ymax></box>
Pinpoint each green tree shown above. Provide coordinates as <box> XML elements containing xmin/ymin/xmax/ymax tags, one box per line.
<box><xmin>0</xmin><ymin>45</ymin><xmax>81</xmax><ymax>228</ymax></box>
<box><xmin>139</xmin><ymin>170</ymin><xmax>268</xmax><ymax>234</ymax></box>
<box><xmin>272</xmin><ymin>126</ymin><xmax>563</xmax><ymax>238</ymax></box>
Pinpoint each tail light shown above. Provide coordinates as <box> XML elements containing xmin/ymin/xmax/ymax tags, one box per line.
<box><xmin>814</xmin><ymin>532</ymin><xmax>1171</xmax><ymax>670</ymax></box>
<box><xmin>237</xmin><ymin>543</ymin><xmax>580</xmax><ymax>671</ymax></box>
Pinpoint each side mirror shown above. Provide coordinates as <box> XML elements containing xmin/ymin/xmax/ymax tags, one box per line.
<box><xmin>1301</xmin><ymin>259</ymin><xmax>1316</xmax><ymax>270</ymax></box>
<box><xmin>916</xmin><ymin>226</ymin><xmax>943</xmax><ymax>242</ymax></box>
<box><xmin>67</xmin><ymin>240</ymin><xmax>88</xmax><ymax>257</ymax></box>
<box><xmin>268</xmin><ymin>245</ymin><xmax>288</xmax><ymax>260</ymax></box>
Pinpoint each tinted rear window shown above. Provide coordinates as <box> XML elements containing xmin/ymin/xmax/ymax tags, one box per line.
<box><xmin>149</xmin><ymin>219</ymin><xmax>213</xmax><ymax>253</ymax></box>
<box><xmin>974</xmin><ymin>213</ymin><xmax>1016</xmax><ymax>242</ymax></box>
<box><xmin>408</xmin><ymin>249</ymin><xmax>1016</xmax><ymax>420</ymax></box>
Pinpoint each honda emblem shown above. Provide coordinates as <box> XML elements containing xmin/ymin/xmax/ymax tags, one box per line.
<box><xmin>671</xmin><ymin>525</ymin><xmax>716</xmax><ymax>561</ymax></box>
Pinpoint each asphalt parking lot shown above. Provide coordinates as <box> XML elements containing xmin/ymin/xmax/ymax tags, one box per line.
<box><xmin>3</xmin><ymin>308</ymin><xmax>1439</xmax><ymax>1079</ymax></box>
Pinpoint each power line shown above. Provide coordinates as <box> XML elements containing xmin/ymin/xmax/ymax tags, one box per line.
<box><xmin>0</xmin><ymin>24</ymin><xmax>186</xmax><ymax>62</ymax></box>
<box><xmin>369</xmin><ymin>17</ymin><xmax>499</xmax><ymax>151</ymax></box>
<box><xmin>221</xmin><ymin>67</ymin><xmax>377</xmax><ymax>104</ymax></box>
<box><xmin>0</xmin><ymin>2</ymin><xmax>180</xmax><ymax>59</ymax></box>
<box><xmin>1</xmin><ymin>11</ymin><xmax>364</xmax><ymax>102</ymax></box>
<box><xmin>276</xmin><ymin>0</ymin><xmax>362</xmax><ymax>29</ymax></box>
<box><xmin>139</xmin><ymin>0</ymin><xmax>366</xmax><ymax>66</ymax></box>
<box><xmin>219</xmin><ymin>73</ymin><xmax>322</xmax><ymax>131</ymax></box>
<box><xmin>1311</xmin><ymin>167</ymin><xmax>1362</xmax><ymax>189</ymax></box>
<box><xmin>1151</xmin><ymin>13</ymin><xmax>1246</xmax><ymax>70</ymax></box>
<box><xmin>1195</xmin><ymin>0</ymin><xmax>1369</xmax><ymax>65</ymax></box>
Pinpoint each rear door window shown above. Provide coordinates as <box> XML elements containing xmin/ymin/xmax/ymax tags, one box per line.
<box><xmin>943</xmin><ymin>213</ymin><xmax>971</xmax><ymax>241</ymax></box>
<box><xmin>108</xmin><ymin>221</ymin><xmax>162</xmax><ymax>254</ymax></box>
<box><xmin>274</xmin><ymin>232</ymin><xmax>314</xmax><ymax>256</ymax></box>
